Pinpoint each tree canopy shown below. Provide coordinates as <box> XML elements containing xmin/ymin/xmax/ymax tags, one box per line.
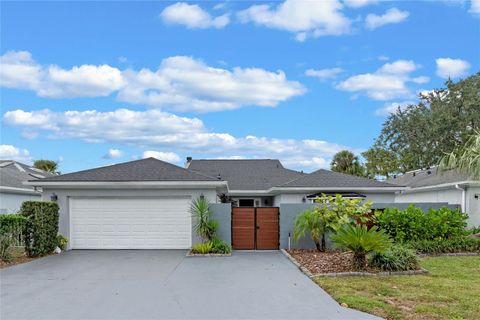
<box><xmin>363</xmin><ymin>72</ymin><xmax>480</xmax><ymax>178</ymax></box>
<box><xmin>330</xmin><ymin>150</ymin><xmax>366</xmax><ymax>177</ymax></box>
<box><xmin>33</xmin><ymin>160</ymin><xmax>59</xmax><ymax>174</ymax></box>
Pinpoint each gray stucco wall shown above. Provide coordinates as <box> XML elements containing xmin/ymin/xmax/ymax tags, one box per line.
<box><xmin>280</xmin><ymin>204</ymin><xmax>317</xmax><ymax>249</ymax></box>
<box><xmin>210</xmin><ymin>203</ymin><xmax>232</xmax><ymax>245</ymax></box>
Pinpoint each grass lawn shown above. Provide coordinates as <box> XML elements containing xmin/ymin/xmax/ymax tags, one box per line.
<box><xmin>315</xmin><ymin>256</ymin><xmax>480</xmax><ymax>320</ymax></box>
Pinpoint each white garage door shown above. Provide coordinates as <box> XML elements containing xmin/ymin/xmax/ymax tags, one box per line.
<box><xmin>70</xmin><ymin>197</ymin><xmax>192</xmax><ymax>249</ymax></box>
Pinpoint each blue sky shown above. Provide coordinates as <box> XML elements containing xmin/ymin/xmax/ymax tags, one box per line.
<box><xmin>1</xmin><ymin>0</ymin><xmax>479</xmax><ymax>173</ymax></box>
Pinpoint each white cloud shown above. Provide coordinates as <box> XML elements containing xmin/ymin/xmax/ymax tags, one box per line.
<box><xmin>0</xmin><ymin>51</ymin><xmax>124</xmax><ymax>98</ymax></box>
<box><xmin>0</xmin><ymin>144</ymin><xmax>32</xmax><ymax>163</ymax></box>
<box><xmin>435</xmin><ymin>58</ymin><xmax>471</xmax><ymax>79</ymax></box>
<box><xmin>305</xmin><ymin>67</ymin><xmax>343</xmax><ymax>81</ymax></box>
<box><xmin>470</xmin><ymin>0</ymin><xmax>480</xmax><ymax>14</ymax></box>
<box><xmin>143</xmin><ymin>150</ymin><xmax>181</xmax><ymax>163</ymax></box>
<box><xmin>103</xmin><ymin>149</ymin><xmax>123</xmax><ymax>159</ymax></box>
<box><xmin>336</xmin><ymin>59</ymin><xmax>428</xmax><ymax>100</ymax></box>
<box><xmin>237</xmin><ymin>0</ymin><xmax>351</xmax><ymax>41</ymax></box>
<box><xmin>343</xmin><ymin>0</ymin><xmax>378</xmax><ymax>8</ymax></box>
<box><xmin>365</xmin><ymin>8</ymin><xmax>409</xmax><ymax>30</ymax></box>
<box><xmin>3</xmin><ymin>108</ymin><xmax>351</xmax><ymax>171</ymax></box>
<box><xmin>0</xmin><ymin>51</ymin><xmax>304</xmax><ymax>113</ymax></box>
<box><xmin>375</xmin><ymin>101</ymin><xmax>415</xmax><ymax>116</ymax></box>
<box><xmin>160</xmin><ymin>2</ymin><xmax>229</xmax><ymax>29</ymax></box>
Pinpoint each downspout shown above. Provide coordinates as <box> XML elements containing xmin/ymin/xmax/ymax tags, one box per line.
<box><xmin>455</xmin><ymin>184</ymin><xmax>466</xmax><ymax>213</ymax></box>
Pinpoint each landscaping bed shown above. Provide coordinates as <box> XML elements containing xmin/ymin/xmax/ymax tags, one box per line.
<box><xmin>0</xmin><ymin>247</ymin><xmax>47</xmax><ymax>269</ymax></box>
<box><xmin>285</xmin><ymin>249</ymin><xmax>424</xmax><ymax>276</ymax></box>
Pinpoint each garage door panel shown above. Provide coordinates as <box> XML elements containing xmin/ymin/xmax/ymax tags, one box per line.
<box><xmin>70</xmin><ymin>197</ymin><xmax>191</xmax><ymax>249</ymax></box>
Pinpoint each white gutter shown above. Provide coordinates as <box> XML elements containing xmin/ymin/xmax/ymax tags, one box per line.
<box><xmin>24</xmin><ymin>180</ymin><xmax>228</xmax><ymax>189</ymax></box>
<box><xmin>0</xmin><ymin>186</ymin><xmax>41</xmax><ymax>195</ymax></box>
<box><xmin>400</xmin><ymin>181</ymin><xmax>479</xmax><ymax>193</ymax></box>
<box><xmin>455</xmin><ymin>184</ymin><xmax>467</xmax><ymax>212</ymax></box>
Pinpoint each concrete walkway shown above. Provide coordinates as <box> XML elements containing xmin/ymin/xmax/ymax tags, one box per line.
<box><xmin>1</xmin><ymin>250</ymin><xmax>380</xmax><ymax>319</ymax></box>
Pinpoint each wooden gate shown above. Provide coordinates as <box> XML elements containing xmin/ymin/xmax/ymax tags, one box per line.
<box><xmin>232</xmin><ymin>207</ymin><xmax>279</xmax><ymax>250</ymax></box>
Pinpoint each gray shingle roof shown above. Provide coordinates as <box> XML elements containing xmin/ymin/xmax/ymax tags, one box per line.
<box><xmin>279</xmin><ymin>169</ymin><xmax>400</xmax><ymax>188</ymax></box>
<box><xmin>0</xmin><ymin>160</ymin><xmax>54</xmax><ymax>190</ymax></box>
<box><xmin>388</xmin><ymin>167</ymin><xmax>473</xmax><ymax>188</ymax></box>
<box><xmin>35</xmin><ymin>158</ymin><xmax>219</xmax><ymax>182</ymax></box>
<box><xmin>188</xmin><ymin>159</ymin><xmax>303</xmax><ymax>190</ymax></box>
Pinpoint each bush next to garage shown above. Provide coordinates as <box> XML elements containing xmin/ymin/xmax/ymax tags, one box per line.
<box><xmin>376</xmin><ymin>205</ymin><xmax>468</xmax><ymax>242</ymax></box>
<box><xmin>0</xmin><ymin>214</ymin><xmax>28</xmax><ymax>261</ymax></box>
<box><xmin>408</xmin><ymin>237</ymin><xmax>480</xmax><ymax>254</ymax></box>
<box><xmin>21</xmin><ymin>201</ymin><xmax>59</xmax><ymax>257</ymax></box>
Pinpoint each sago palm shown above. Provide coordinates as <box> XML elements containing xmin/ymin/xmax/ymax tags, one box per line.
<box><xmin>331</xmin><ymin>224</ymin><xmax>392</xmax><ymax>270</ymax></box>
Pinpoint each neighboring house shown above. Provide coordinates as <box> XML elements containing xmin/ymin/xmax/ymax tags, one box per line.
<box><xmin>389</xmin><ymin>167</ymin><xmax>480</xmax><ymax>226</ymax></box>
<box><xmin>0</xmin><ymin>160</ymin><xmax>54</xmax><ymax>214</ymax></box>
<box><xmin>28</xmin><ymin>157</ymin><xmax>404</xmax><ymax>250</ymax></box>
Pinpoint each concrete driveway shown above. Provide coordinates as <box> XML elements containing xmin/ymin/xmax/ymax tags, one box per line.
<box><xmin>1</xmin><ymin>250</ymin><xmax>379</xmax><ymax>320</ymax></box>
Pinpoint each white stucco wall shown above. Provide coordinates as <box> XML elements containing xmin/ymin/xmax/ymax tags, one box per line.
<box><xmin>466</xmin><ymin>187</ymin><xmax>480</xmax><ymax>226</ymax></box>
<box><xmin>0</xmin><ymin>192</ymin><xmax>41</xmax><ymax>214</ymax></box>
<box><xmin>41</xmin><ymin>187</ymin><xmax>217</xmax><ymax>246</ymax></box>
<box><xmin>273</xmin><ymin>192</ymin><xmax>395</xmax><ymax>205</ymax></box>
<box><xmin>395</xmin><ymin>189</ymin><xmax>463</xmax><ymax>205</ymax></box>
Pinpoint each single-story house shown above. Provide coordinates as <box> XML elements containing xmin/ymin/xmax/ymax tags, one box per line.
<box><xmin>28</xmin><ymin>157</ymin><xmax>406</xmax><ymax>251</ymax></box>
<box><xmin>390</xmin><ymin>167</ymin><xmax>480</xmax><ymax>226</ymax></box>
<box><xmin>0</xmin><ymin>160</ymin><xmax>53</xmax><ymax>214</ymax></box>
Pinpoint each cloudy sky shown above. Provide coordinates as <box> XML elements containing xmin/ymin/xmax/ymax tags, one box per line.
<box><xmin>1</xmin><ymin>0</ymin><xmax>479</xmax><ymax>173</ymax></box>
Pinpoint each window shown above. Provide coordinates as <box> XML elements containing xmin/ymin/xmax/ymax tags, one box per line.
<box><xmin>238</xmin><ymin>199</ymin><xmax>255</xmax><ymax>207</ymax></box>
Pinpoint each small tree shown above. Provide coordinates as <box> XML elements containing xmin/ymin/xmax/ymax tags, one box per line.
<box><xmin>33</xmin><ymin>160</ymin><xmax>59</xmax><ymax>174</ymax></box>
<box><xmin>293</xmin><ymin>194</ymin><xmax>372</xmax><ymax>251</ymax></box>
<box><xmin>331</xmin><ymin>224</ymin><xmax>392</xmax><ymax>270</ymax></box>
<box><xmin>190</xmin><ymin>197</ymin><xmax>218</xmax><ymax>242</ymax></box>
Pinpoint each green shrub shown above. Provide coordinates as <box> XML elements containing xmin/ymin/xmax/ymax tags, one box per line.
<box><xmin>467</xmin><ymin>226</ymin><xmax>480</xmax><ymax>235</ymax></box>
<box><xmin>377</xmin><ymin>205</ymin><xmax>468</xmax><ymax>242</ymax></box>
<box><xmin>0</xmin><ymin>236</ymin><xmax>14</xmax><ymax>262</ymax></box>
<box><xmin>210</xmin><ymin>237</ymin><xmax>231</xmax><ymax>254</ymax></box>
<box><xmin>408</xmin><ymin>237</ymin><xmax>480</xmax><ymax>254</ymax></box>
<box><xmin>21</xmin><ymin>201</ymin><xmax>59</xmax><ymax>257</ymax></box>
<box><xmin>192</xmin><ymin>242</ymin><xmax>214</xmax><ymax>254</ymax></box>
<box><xmin>0</xmin><ymin>214</ymin><xmax>27</xmax><ymax>247</ymax></box>
<box><xmin>190</xmin><ymin>197</ymin><xmax>218</xmax><ymax>242</ymax></box>
<box><xmin>369</xmin><ymin>244</ymin><xmax>420</xmax><ymax>271</ymax></box>
<box><xmin>56</xmin><ymin>234</ymin><xmax>68</xmax><ymax>251</ymax></box>
<box><xmin>331</xmin><ymin>225</ymin><xmax>392</xmax><ymax>270</ymax></box>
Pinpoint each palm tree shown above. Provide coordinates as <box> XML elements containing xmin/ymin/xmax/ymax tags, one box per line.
<box><xmin>331</xmin><ymin>225</ymin><xmax>392</xmax><ymax>270</ymax></box>
<box><xmin>190</xmin><ymin>197</ymin><xmax>218</xmax><ymax>242</ymax></box>
<box><xmin>439</xmin><ymin>130</ymin><xmax>480</xmax><ymax>179</ymax></box>
<box><xmin>293</xmin><ymin>208</ymin><xmax>325</xmax><ymax>251</ymax></box>
<box><xmin>33</xmin><ymin>160</ymin><xmax>59</xmax><ymax>174</ymax></box>
<box><xmin>330</xmin><ymin>150</ymin><xmax>366</xmax><ymax>177</ymax></box>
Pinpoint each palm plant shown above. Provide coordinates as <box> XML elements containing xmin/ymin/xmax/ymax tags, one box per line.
<box><xmin>293</xmin><ymin>208</ymin><xmax>325</xmax><ymax>251</ymax></box>
<box><xmin>331</xmin><ymin>224</ymin><xmax>392</xmax><ymax>270</ymax></box>
<box><xmin>439</xmin><ymin>130</ymin><xmax>480</xmax><ymax>179</ymax></box>
<box><xmin>190</xmin><ymin>197</ymin><xmax>218</xmax><ymax>242</ymax></box>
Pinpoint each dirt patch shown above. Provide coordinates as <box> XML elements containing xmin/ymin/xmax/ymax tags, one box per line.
<box><xmin>0</xmin><ymin>252</ymin><xmax>52</xmax><ymax>269</ymax></box>
<box><xmin>286</xmin><ymin>249</ymin><xmax>377</xmax><ymax>274</ymax></box>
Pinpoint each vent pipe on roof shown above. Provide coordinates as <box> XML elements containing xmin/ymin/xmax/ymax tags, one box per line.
<box><xmin>185</xmin><ymin>156</ymin><xmax>192</xmax><ymax>168</ymax></box>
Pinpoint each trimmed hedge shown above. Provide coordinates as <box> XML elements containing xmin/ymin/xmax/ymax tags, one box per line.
<box><xmin>0</xmin><ymin>214</ymin><xmax>27</xmax><ymax>239</ymax></box>
<box><xmin>21</xmin><ymin>201</ymin><xmax>59</xmax><ymax>257</ymax></box>
<box><xmin>377</xmin><ymin>205</ymin><xmax>468</xmax><ymax>242</ymax></box>
<box><xmin>368</xmin><ymin>244</ymin><xmax>420</xmax><ymax>271</ymax></box>
<box><xmin>408</xmin><ymin>237</ymin><xmax>480</xmax><ymax>254</ymax></box>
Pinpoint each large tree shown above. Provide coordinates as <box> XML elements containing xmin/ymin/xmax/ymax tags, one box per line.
<box><xmin>364</xmin><ymin>72</ymin><xmax>480</xmax><ymax>177</ymax></box>
<box><xmin>330</xmin><ymin>150</ymin><xmax>366</xmax><ymax>177</ymax></box>
<box><xmin>440</xmin><ymin>130</ymin><xmax>480</xmax><ymax>179</ymax></box>
<box><xmin>33</xmin><ymin>160</ymin><xmax>59</xmax><ymax>174</ymax></box>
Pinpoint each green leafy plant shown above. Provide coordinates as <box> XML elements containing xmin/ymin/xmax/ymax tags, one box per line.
<box><xmin>440</xmin><ymin>129</ymin><xmax>480</xmax><ymax>179</ymax></box>
<box><xmin>0</xmin><ymin>236</ymin><xmax>14</xmax><ymax>262</ymax></box>
<box><xmin>369</xmin><ymin>244</ymin><xmax>419</xmax><ymax>271</ymax></box>
<box><xmin>377</xmin><ymin>205</ymin><xmax>468</xmax><ymax>242</ymax></box>
<box><xmin>0</xmin><ymin>214</ymin><xmax>27</xmax><ymax>247</ymax></box>
<box><xmin>293</xmin><ymin>194</ymin><xmax>372</xmax><ymax>251</ymax></box>
<box><xmin>408</xmin><ymin>237</ymin><xmax>480</xmax><ymax>254</ymax></box>
<box><xmin>190</xmin><ymin>197</ymin><xmax>218</xmax><ymax>242</ymax></box>
<box><xmin>210</xmin><ymin>237</ymin><xmax>231</xmax><ymax>254</ymax></box>
<box><xmin>56</xmin><ymin>234</ymin><xmax>68</xmax><ymax>251</ymax></box>
<box><xmin>192</xmin><ymin>242</ymin><xmax>214</xmax><ymax>254</ymax></box>
<box><xmin>331</xmin><ymin>225</ymin><xmax>392</xmax><ymax>270</ymax></box>
<box><xmin>21</xmin><ymin>201</ymin><xmax>59</xmax><ymax>257</ymax></box>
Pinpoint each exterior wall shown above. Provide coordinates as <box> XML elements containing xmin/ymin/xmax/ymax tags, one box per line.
<box><xmin>210</xmin><ymin>203</ymin><xmax>232</xmax><ymax>245</ymax></box>
<box><xmin>42</xmin><ymin>187</ymin><xmax>217</xmax><ymax>248</ymax></box>
<box><xmin>394</xmin><ymin>189</ymin><xmax>462</xmax><ymax>206</ymax></box>
<box><xmin>279</xmin><ymin>204</ymin><xmax>318</xmax><ymax>250</ymax></box>
<box><xmin>0</xmin><ymin>192</ymin><xmax>41</xmax><ymax>214</ymax></box>
<box><xmin>466</xmin><ymin>187</ymin><xmax>480</xmax><ymax>226</ymax></box>
<box><xmin>274</xmin><ymin>192</ymin><xmax>395</xmax><ymax>205</ymax></box>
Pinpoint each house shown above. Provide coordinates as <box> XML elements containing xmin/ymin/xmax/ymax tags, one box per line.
<box><xmin>27</xmin><ymin>157</ymin><xmax>404</xmax><ymax>250</ymax></box>
<box><xmin>389</xmin><ymin>167</ymin><xmax>480</xmax><ymax>226</ymax></box>
<box><xmin>0</xmin><ymin>160</ymin><xmax>54</xmax><ymax>214</ymax></box>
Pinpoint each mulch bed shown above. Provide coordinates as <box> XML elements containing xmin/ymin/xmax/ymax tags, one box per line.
<box><xmin>286</xmin><ymin>249</ymin><xmax>377</xmax><ymax>274</ymax></box>
<box><xmin>0</xmin><ymin>255</ymin><xmax>37</xmax><ymax>269</ymax></box>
